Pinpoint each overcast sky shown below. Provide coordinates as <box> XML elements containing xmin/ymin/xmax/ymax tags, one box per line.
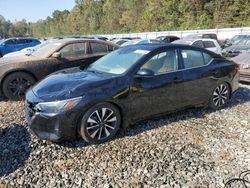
<box><xmin>0</xmin><ymin>0</ymin><xmax>75</xmax><ymax>22</ymax></box>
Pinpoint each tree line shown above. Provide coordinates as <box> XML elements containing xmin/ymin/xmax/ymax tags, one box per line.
<box><xmin>1</xmin><ymin>0</ymin><xmax>250</xmax><ymax>38</ymax></box>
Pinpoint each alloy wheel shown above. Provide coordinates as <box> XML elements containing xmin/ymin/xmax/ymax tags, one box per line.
<box><xmin>8</xmin><ymin>77</ymin><xmax>32</xmax><ymax>98</ymax></box>
<box><xmin>212</xmin><ymin>84</ymin><xmax>229</xmax><ymax>107</ymax></box>
<box><xmin>86</xmin><ymin>108</ymin><xmax>118</xmax><ymax>140</ymax></box>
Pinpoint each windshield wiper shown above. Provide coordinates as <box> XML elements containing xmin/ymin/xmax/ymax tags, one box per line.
<box><xmin>86</xmin><ymin>69</ymin><xmax>103</xmax><ymax>74</ymax></box>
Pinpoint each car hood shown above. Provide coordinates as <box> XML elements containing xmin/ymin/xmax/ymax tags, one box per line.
<box><xmin>0</xmin><ymin>53</ymin><xmax>37</xmax><ymax>64</ymax></box>
<box><xmin>231</xmin><ymin>53</ymin><xmax>250</xmax><ymax>64</ymax></box>
<box><xmin>224</xmin><ymin>45</ymin><xmax>250</xmax><ymax>52</ymax></box>
<box><xmin>31</xmin><ymin>67</ymin><xmax>116</xmax><ymax>101</ymax></box>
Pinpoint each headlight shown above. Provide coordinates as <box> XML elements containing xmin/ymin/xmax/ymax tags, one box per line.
<box><xmin>243</xmin><ymin>64</ymin><xmax>250</xmax><ymax>69</ymax></box>
<box><xmin>35</xmin><ymin>96</ymin><xmax>82</xmax><ymax>113</ymax></box>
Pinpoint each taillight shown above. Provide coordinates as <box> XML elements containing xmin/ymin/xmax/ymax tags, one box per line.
<box><xmin>235</xmin><ymin>64</ymin><xmax>240</xmax><ymax>71</ymax></box>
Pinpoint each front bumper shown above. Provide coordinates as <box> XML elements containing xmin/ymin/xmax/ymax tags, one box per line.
<box><xmin>25</xmin><ymin>101</ymin><xmax>79</xmax><ymax>142</ymax></box>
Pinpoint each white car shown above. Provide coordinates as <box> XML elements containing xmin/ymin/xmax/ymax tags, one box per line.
<box><xmin>3</xmin><ymin>40</ymin><xmax>55</xmax><ymax>58</ymax></box>
<box><xmin>173</xmin><ymin>38</ymin><xmax>222</xmax><ymax>55</ymax></box>
<box><xmin>121</xmin><ymin>39</ymin><xmax>163</xmax><ymax>47</ymax></box>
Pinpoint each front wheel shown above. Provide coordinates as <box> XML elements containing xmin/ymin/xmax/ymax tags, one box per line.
<box><xmin>79</xmin><ymin>103</ymin><xmax>121</xmax><ymax>144</ymax></box>
<box><xmin>209</xmin><ymin>83</ymin><xmax>230</xmax><ymax>110</ymax></box>
<box><xmin>2</xmin><ymin>72</ymin><xmax>36</xmax><ymax>100</ymax></box>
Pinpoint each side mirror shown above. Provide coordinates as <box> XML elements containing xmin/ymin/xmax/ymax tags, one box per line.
<box><xmin>51</xmin><ymin>52</ymin><xmax>61</xmax><ymax>58</ymax></box>
<box><xmin>136</xmin><ymin>68</ymin><xmax>154</xmax><ymax>77</ymax></box>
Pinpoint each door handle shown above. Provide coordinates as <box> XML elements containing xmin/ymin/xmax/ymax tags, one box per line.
<box><xmin>212</xmin><ymin>69</ymin><xmax>219</xmax><ymax>75</ymax></box>
<box><xmin>173</xmin><ymin>77</ymin><xmax>183</xmax><ymax>83</ymax></box>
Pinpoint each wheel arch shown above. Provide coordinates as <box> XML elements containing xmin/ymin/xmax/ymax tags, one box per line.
<box><xmin>75</xmin><ymin>100</ymin><xmax>127</xmax><ymax>137</ymax></box>
<box><xmin>224</xmin><ymin>81</ymin><xmax>232</xmax><ymax>99</ymax></box>
<box><xmin>1</xmin><ymin>69</ymin><xmax>38</xmax><ymax>91</ymax></box>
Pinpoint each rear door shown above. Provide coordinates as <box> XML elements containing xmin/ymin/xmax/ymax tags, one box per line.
<box><xmin>179</xmin><ymin>48</ymin><xmax>216</xmax><ymax>106</ymax></box>
<box><xmin>130</xmin><ymin>49</ymin><xmax>184</xmax><ymax>120</ymax></box>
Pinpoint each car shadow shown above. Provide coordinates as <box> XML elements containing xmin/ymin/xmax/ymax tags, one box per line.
<box><xmin>0</xmin><ymin>124</ymin><xmax>31</xmax><ymax>177</ymax></box>
<box><xmin>62</xmin><ymin>85</ymin><xmax>250</xmax><ymax>148</ymax></box>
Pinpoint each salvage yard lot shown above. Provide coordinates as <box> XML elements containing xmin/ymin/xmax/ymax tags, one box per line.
<box><xmin>0</xmin><ymin>84</ymin><xmax>250</xmax><ymax>187</ymax></box>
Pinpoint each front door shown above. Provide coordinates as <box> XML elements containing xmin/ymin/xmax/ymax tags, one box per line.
<box><xmin>54</xmin><ymin>42</ymin><xmax>88</xmax><ymax>71</ymax></box>
<box><xmin>130</xmin><ymin>49</ymin><xmax>184</xmax><ymax>121</ymax></box>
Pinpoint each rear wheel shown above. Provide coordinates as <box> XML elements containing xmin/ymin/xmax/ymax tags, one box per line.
<box><xmin>209</xmin><ymin>83</ymin><xmax>230</xmax><ymax>110</ymax></box>
<box><xmin>2</xmin><ymin>72</ymin><xmax>36</xmax><ymax>100</ymax></box>
<box><xmin>79</xmin><ymin>103</ymin><xmax>121</xmax><ymax>144</ymax></box>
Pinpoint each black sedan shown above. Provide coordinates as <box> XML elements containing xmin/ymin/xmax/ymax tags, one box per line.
<box><xmin>0</xmin><ymin>38</ymin><xmax>118</xmax><ymax>100</ymax></box>
<box><xmin>25</xmin><ymin>44</ymin><xmax>239</xmax><ymax>143</ymax></box>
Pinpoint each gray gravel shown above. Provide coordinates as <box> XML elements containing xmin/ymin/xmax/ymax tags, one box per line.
<box><xmin>0</xmin><ymin>84</ymin><xmax>250</xmax><ymax>188</ymax></box>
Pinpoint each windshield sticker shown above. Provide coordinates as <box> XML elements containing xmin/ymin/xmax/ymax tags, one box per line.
<box><xmin>54</xmin><ymin>43</ymin><xmax>62</xmax><ymax>46</ymax></box>
<box><xmin>182</xmin><ymin>52</ymin><xmax>188</xmax><ymax>58</ymax></box>
<box><xmin>134</xmin><ymin>50</ymin><xmax>150</xmax><ymax>55</ymax></box>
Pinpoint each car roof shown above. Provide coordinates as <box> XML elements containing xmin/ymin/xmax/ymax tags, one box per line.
<box><xmin>236</xmin><ymin>33</ymin><xmax>250</xmax><ymax>35</ymax></box>
<box><xmin>122</xmin><ymin>43</ymin><xmax>221</xmax><ymax>57</ymax></box>
<box><xmin>50</xmin><ymin>38</ymin><xmax>119</xmax><ymax>47</ymax></box>
<box><xmin>174</xmin><ymin>38</ymin><xmax>217</xmax><ymax>44</ymax></box>
<box><xmin>5</xmin><ymin>37</ymin><xmax>39</xmax><ymax>40</ymax></box>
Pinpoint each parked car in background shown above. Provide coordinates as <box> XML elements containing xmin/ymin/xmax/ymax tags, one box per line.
<box><xmin>183</xmin><ymin>33</ymin><xmax>225</xmax><ymax>48</ymax></box>
<box><xmin>225</xmin><ymin>33</ymin><xmax>250</xmax><ymax>47</ymax></box>
<box><xmin>173</xmin><ymin>38</ymin><xmax>222</xmax><ymax>55</ymax></box>
<box><xmin>0</xmin><ymin>37</ymin><xmax>41</xmax><ymax>57</ymax></box>
<box><xmin>184</xmin><ymin>33</ymin><xmax>218</xmax><ymax>40</ymax></box>
<box><xmin>112</xmin><ymin>38</ymin><xmax>130</xmax><ymax>46</ymax></box>
<box><xmin>0</xmin><ymin>38</ymin><xmax>118</xmax><ymax>100</ymax></box>
<box><xmin>121</xmin><ymin>39</ymin><xmax>162</xmax><ymax>46</ymax></box>
<box><xmin>231</xmin><ymin>52</ymin><xmax>250</xmax><ymax>83</ymax></box>
<box><xmin>25</xmin><ymin>44</ymin><xmax>239</xmax><ymax>143</ymax></box>
<box><xmin>3</xmin><ymin>39</ymin><xmax>57</xmax><ymax>58</ymax></box>
<box><xmin>222</xmin><ymin>38</ymin><xmax>250</xmax><ymax>57</ymax></box>
<box><xmin>156</xmin><ymin>35</ymin><xmax>180</xmax><ymax>43</ymax></box>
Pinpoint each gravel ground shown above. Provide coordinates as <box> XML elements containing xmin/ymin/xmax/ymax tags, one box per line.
<box><xmin>0</xmin><ymin>84</ymin><xmax>249</xmax><ymax>188</ymax></box>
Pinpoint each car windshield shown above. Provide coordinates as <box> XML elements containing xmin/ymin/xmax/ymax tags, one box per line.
<box><xmin>237</xmin><ymin>39</ymin><xmax>250</xmax><ymax>45</ymax></box>
<box><xmin>87</xmin><ymin>47</ymin><xmax>149</xmax><ymax>75</ymax></box>
<box><xmin>30</xmin><ymin>41</ymin><xmax>63</xmax><ymax>57</ymax></box>
<box><xmin>231</xmin><ymin>35</ymin><xmax>250</xmax><ymax>45</ymax></box>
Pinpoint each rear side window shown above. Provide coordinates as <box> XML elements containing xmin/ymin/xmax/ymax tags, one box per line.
<box><xmin>16</xmin><ymin>39</ymin><xmax>27</xmax><ymax>44</ymax></box>
<box><xmin>4</xmin><ymin>39</ymin><xmax>16</xmax><ymax>45</ymax></box>
<box><xmin>90</xmin><ymin>43</ymin><xmax>108</xmax><ymax>53</ymax></box>
<box><xmin>25</xmin><ymin>39</ymin><xmax>33</xmax><ymax>43</ymax></box>
<box><xmin>181</xmin><ymin>50</ymin><xmax>213</xmax><ymax>68</ymax></box>
<box><xmin>203</xmin><ymin>41</ymin><xmax>216</xmax><ymax>48</ymax></box>
<box><xmin>203</xmin><ymin>53</ymin><xmax>213</xmax><ymax>63</ymax></box>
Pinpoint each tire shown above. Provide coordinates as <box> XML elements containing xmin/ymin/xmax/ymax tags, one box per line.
<box><xmin>0</xmin><ymin>52</ymin><xmax>2</xmax><ymax>58</ymax></box>
<box><xmin>2</xmin><ymin>72</ymin><xmax>36</xmax><ymax>100</ymax></box>
<box><xmin>209</xmin><ymin>82</ymin><xmax>230</xmax><ymax>110</ymax></box>
<box><xmin>79</xmin><ymin>103</ymin><xmax>121</xmax><ymax>144</ymax></box>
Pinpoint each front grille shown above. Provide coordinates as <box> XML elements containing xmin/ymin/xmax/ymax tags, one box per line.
<box><xmin>240</xmin><ymin>74</ymin><xmax>250</xmax><ymax>81</ymax></box>
<box><xmin>25</xmin><ymin>101</ymin><xmax>37</xmax><ymax>120</ymax></box>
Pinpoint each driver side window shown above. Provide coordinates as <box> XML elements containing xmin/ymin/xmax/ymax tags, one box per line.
<box><xmin>4</xmin><ymin>39</ymin><xmax>16</xmax><ymax>45</ymax></box>
<box><xmin>141</xmin><ymin>50</ymin><xmax>178</xmax><ymax>75</ymax></box>
<box><xmin>59</xmin><ymin>43</ymin><xmax>86</xmax><ymax>58</ymax></box>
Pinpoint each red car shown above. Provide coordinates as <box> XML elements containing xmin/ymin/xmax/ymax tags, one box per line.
<box><xmin>231</xmin><ymin>53</ymin><xmax>250</xmax><ymax>83</ymax></box>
